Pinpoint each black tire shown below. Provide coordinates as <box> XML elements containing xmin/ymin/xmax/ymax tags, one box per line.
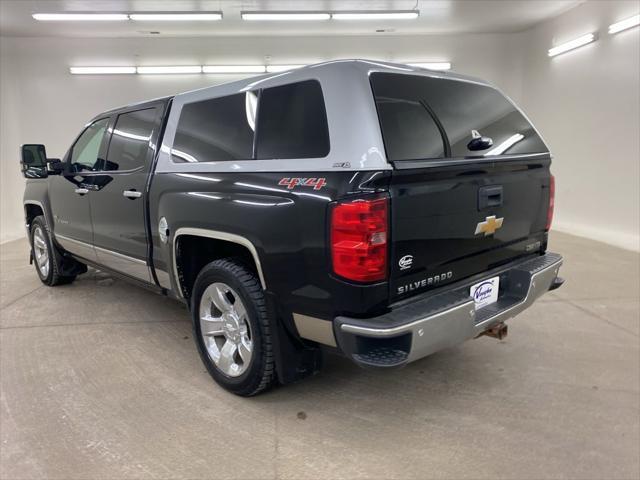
<box><xmin>191</xmin><ymin>258</ymin><xmax>275</xmax><ymax>396</ymax></box>
<box><xmin>30</xmin><ymin>216</ymin><xmax>76</xmax><ymax>286</ymax></box>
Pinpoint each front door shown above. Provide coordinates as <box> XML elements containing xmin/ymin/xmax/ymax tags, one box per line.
<box><xmin>89</xmin><ymin>106</ymin><xmax>163</xmax><ymax>283</ymax></box>
<box><xmin>49</xmin><ymin>117</ymin><xmax>110</xmax><ymax>262</ymax></box>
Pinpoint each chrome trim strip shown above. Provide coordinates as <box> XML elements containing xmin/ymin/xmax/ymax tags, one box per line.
<box><xmin>54</xmin><ymin>233</ymin><xmax>97</xmax><ymax>261</ymax></box>
<box><xmin>55</xmin><ymin>233</ymin><xmax>90</xmax><ymax>246</ymax></box>
<box><xmin>93</xmin><ymin>244</ymin><xmax>147</xmax><ymax>265</ymax></box>
<box><xmin>293</xmin><ymin>313</ymin><xmax>337</xmax><ymax>347</ymax></box>
<box><xmin>94</xmin><ymin>244</ymin><xmax>151</xmax><ymax>282</ymax></box>
<box><xmin>173</xmin><ymin>228</ymin><xmax>266</xmax><ymax>298</ymax></box>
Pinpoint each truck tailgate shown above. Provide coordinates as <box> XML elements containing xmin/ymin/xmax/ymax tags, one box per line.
<box><xmin>389</xmin><ymin>159</ymin><xmax>551</xmax><ymax>299</ymax></box>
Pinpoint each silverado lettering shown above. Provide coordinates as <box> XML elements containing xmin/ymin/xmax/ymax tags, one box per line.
<box><xmin>397</xmin><ymin>272</ymin><xmax>454</xmax><ymax>294</ymax></box>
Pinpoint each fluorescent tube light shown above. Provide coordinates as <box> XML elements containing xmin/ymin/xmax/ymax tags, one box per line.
<box><xmin>608</xmin><ymin>14</ymin><xmax>640</xmax><ymax>34</ymax></box>
<box><xmin>266</xmin><ymin>65</ymin><xmax>306</xmax><ymax>73</ymax></box>
<box><xmin>332</xmin><ymin>11</ymin><xmax>419</xmax><ymax>20</ymax></box>
<box><xmin>203</xmin><ymin>65</ymin><xmax>266</xmax><ymax>73</ymax></box>
<box><xmin>129</xmin><ymin>13</ymin><xmax>222</xmax><ymax>21</ymax></box>
<box><xmin>409</xmin><ymin>62</ymin><xmax>452</xmax><ymax>71</ymax></box>
<box><xmin>137</xmin><ymin>66</ymin><xmax>202</xmax><ymax>74</ymax></box>
<box><xmin>486</xmin><ymin>133</ymin><xmax>524</xmax><ymax>156</ymax></box>
<box><xmin>33</xmin><ymin>13</ymin><xmax>129</xmax><ymax>21</ymax></box>
<box><xmin>241</xmin><ymin>12</ymin><xmax>330</xmax><ymax>21</ymax></box>
<box><xmin>548</xmin><ymin>33</ymin><xmax>596</xmax><ymax>57</ymax></box>
<box><xmin>70</xmin><ymin>66</ymin><xmax>136</xmax><ymax>75</ymax></box>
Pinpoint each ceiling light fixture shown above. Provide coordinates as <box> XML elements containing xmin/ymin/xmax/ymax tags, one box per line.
<box><xmin>608</xmin><ymin>14</ymin><xmax>640</xmax><ymax>34</ymax></box>
<box><xmin>408</xmin><ymin>62</ymin><xmax>452</xmax><ymax>71</ymax></box>
<box><xmin>137</xmin><ymin>66</ymin><xmax>202</xmax><ymax>74</ymax></box>
<box><xmin>241</xmin><ymin>12</ymin><xmax>331</xmax><ymax>21</ymax></box>
<box><xmin>265</xmin><ymin>65</ymin><xmax>306</xmax><ymax>73</ymax></box>
<box><xmin>332</xmin><ymin>11</ymin><xmax>419</xmax><ymax>20</ymax></box>
<box><xmin>203</xmin><ymin>65</ymin><xmax>266</xmax><ymax>73</ymax></box>
<box><xmin>129</xmin><ymin>13</ymin><xmax>222</xmax><ymax>21</ymax></box>
<box><xmin>547</xmin><ymin>33</ymin><xmax>596</xmax><ymax>57</ymax></box>
<box><xmin>33</xmin><ymin>13</ymin><xmax>129</xmax><ymax>21</ymax></box>
<box><xmin>70</xmin><ymin>66</ymin><xmax>137</xmax><ymax>74</ymax></box>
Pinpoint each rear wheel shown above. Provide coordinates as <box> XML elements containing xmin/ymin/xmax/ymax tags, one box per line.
<box><xmin>30</xmin><ymin>216</ymin><xmax>77</xmax><ymax>286</ymax></box>
<box><xmin>191</xmin><ymin>259</ymin><xmax>275</xmax><ymax>396</ymax></box>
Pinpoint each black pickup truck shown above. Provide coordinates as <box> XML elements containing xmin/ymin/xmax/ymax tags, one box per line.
<box><xmin>21</xmin><ymin>60</ymin><xmax>563</xmax><ymax>395</ymax></box>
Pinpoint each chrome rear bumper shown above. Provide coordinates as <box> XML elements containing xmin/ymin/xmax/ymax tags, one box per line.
<box><xmin>334</xmin><ymin>252</ymin><xmax>563</xmax><ymax>367</ymax></box>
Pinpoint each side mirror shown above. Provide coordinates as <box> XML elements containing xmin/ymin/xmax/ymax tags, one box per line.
<box><xmin>20</xmin><ymin>144</ymin><xmax>48</xmax><ymax>179</ymax></box>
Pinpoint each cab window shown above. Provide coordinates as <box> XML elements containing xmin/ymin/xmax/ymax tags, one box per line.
<box><xmin>103</xmin><ymin>108</ymin><xmax>156</xmax><ymax>171</ymax></box>
<box><xmin>69</xmin><ymin>118</ymin><xmax>110</xmax><ymax>172</ymax></box>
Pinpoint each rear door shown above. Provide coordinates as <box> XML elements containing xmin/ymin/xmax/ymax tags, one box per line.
<box><xmin>89</xmin><ymin>104</ymin><xmax>165</xmax><ymax>283</ymax></box>
<box><xmin>370</xmin><ymin>72</ymin><xmax>553</xmax><ymax>300</ymax></box>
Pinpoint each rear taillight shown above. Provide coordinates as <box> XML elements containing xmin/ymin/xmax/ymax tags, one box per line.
<box><xmin>546</xmin><ymin>175</ymin><xmax>555</xmax><ymax>230</ymax></box>
<box><xmin>330</xmin><ymin>196</ymin><xmax>388</xmax><ymax>283</ymax></box>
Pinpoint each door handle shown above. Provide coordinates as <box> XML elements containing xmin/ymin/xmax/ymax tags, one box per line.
<box><xmin>478</xmin><ymin>185</ymin><xmax>503</xmax><ymax>210</ymax></box>
<box><xmin>74</xmin><ymin>188</ymin><xmax>89</xmax><ymax>195</ymax></box>
<box><xmin>123</xmin><ymin>190</ymin><xmax>142</xmax><ymax>199</ymax></box>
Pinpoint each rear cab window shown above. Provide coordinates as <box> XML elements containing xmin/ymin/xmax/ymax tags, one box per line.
<box><xmin>171</xmin><ymin>80</ymin><xmax>329</xmax><ymax>163</ymax></box>
<box><xmin>103</xmin><ymin>108</ymin><xmax>157</xmax><ymax>171</ymax></box>
<box><xmin>370</xmin><ymin>72</ymin><xmax>548</xmax><ymax>162</ymax></box>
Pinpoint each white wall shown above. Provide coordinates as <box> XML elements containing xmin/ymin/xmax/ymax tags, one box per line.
<box><xmin>1</xmin><ymin>6</ymin><xmax>638</xmax><ymax>250</ymax></box>
<box><xmin>520</xmin><ymin>0</ymin><xmax>640</xmax><ymax>251</ymax></box>
<box><xmin>0</xmin><ymin>33</ymin><xmax>524</xmax><ymax>243</ymax></box>
<box><xmin>0</xmin><ymin>37</ymin><xmax>24</xmax><ymax>245</ymax></box>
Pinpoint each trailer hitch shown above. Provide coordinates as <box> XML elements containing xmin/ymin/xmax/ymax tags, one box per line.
<box><xmin>478</xmin><ymin>322</ymin><xmax>508</xmax><ymax>340</ymax></box>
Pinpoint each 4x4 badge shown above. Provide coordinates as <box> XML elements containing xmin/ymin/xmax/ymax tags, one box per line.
<box><xmin>278</xmin><ymin>178</ymin><xmax>327</xmax><ymax>190</ymax></box>
<box><xmin>475</xmin><ymin>215</ymin><xmax>504</xmax><ymax>236</ymax></box>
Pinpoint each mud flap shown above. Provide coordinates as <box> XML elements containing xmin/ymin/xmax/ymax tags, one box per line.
<box><xmin>58</xmin><ymin>252</ymin><xmax>88</xmax><ymax>277</ymax></box>
<box><xmin>265</xmin><ymin>293</ymin><xmax>322</xmax><ymax>384</ymax></box>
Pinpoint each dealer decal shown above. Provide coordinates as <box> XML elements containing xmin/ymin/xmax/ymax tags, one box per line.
<box><xmin>278</xmin><ymin>177</ymin><xmax>327</xmax><ymax>191</ymax></box>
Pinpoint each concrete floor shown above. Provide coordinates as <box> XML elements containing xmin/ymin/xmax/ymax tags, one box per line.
<box><xmin>1</xmin><ymin>231</ymin><xmax>638</xmax><ymax>479</ymax></box>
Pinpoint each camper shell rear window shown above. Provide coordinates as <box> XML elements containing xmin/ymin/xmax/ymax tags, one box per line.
<box><xmin>370</xmin><ymin>72</ymin><xmax>549</xmax><ymax>162</ymax></box>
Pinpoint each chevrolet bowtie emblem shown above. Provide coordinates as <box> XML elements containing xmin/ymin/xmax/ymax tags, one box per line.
<box><xmin>475</xmin><ymin>215</ymin><xmax>504</xmax><ymax>236</ymax></box>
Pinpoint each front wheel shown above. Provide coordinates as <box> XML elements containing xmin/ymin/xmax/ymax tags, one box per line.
<box><xmin>191</xmin><ymin>259</ymin><xmax>275</xmax><ymax>396</ymax></box>
<box><xmin>30</xmin><ymin>216</ymin><xmax>77</xmax><ymax>286</ymax></box>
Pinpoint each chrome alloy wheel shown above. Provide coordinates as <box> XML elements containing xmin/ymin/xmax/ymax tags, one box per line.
<box><xmin>33</xmin><ymin>226</ymin><xmax>50</xmax><ymax>278</ymax></box>
<box><xmin>199</xmin><ymin>282</ymin><xmax>253</xmax><ymax>377</ymax></box>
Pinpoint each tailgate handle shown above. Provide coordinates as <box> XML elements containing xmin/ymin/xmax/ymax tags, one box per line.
<box><xmin>478</xmin><ymin>186</ymin><xmax>503</xmax><ymax>210</ymax></box>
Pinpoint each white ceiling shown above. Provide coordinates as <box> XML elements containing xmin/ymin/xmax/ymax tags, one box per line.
<box><xmin>0</xmin><ymin>0</ymin><xmax>584</xmax><ymax>37</ymax></box>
